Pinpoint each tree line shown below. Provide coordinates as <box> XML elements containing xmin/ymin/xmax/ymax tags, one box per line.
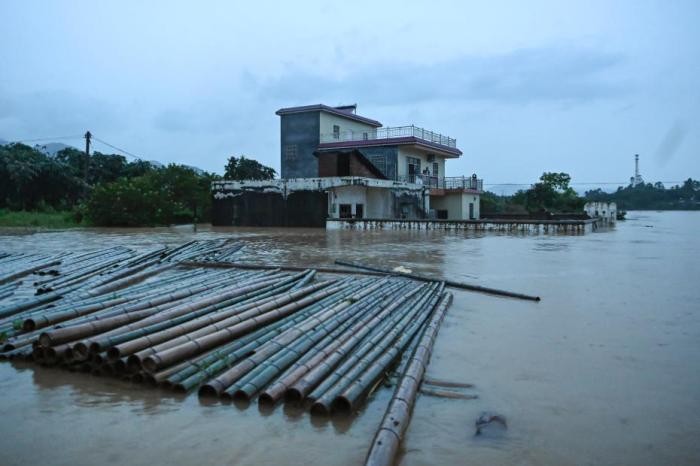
<box><xmin>0</xmin><ymin>143</ymin><xmax>275</xmax><ymax>226</ymax></box>
<box><xmin>585</xmin><ymin>179</ymin><xmax>699</xmax><ymax>210</ymax></box>
<box><xmin>480</xmin><ymin>172</ymin><xmax>586</xmax><ymax>214</ymax></box>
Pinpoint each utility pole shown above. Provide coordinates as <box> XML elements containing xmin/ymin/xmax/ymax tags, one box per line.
<box><xmin>84</xmin><ymin>130</ymin><xmax>92</xmax><ymax>184</ymax></box>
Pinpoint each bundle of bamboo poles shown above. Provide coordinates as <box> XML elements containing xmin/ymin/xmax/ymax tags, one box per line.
<box><xmin>1</xmin><ymin>239</ymin><xmax>459</xmax><ymax>457</ymax></box>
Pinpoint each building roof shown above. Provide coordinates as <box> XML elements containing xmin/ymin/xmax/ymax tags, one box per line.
<box><xmin>275</xmin><ymin>104</ymin><xmax>382</xmax><ymax>127</ymax></box>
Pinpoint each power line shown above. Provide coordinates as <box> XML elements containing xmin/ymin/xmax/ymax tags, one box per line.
<box><xmin>90</xmin><ymin>136</ymin><xmax>143</xmax><ymax>160</ymax></box>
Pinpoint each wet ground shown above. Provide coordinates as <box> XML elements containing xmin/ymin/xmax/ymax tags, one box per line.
<box><xmin>1</xmin><ymin>211</ymin><xmax>699</xmax><ymax>465</ymax></box>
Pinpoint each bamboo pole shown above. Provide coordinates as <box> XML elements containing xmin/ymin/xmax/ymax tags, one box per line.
<box><xmin>142</xmin><ymin>280</ymin><xmax>355</xmax><ymax>374</ymax></box>
<box><xmin>364</xmin><ymin>292</ymin><xmax>453</xmax><ymax>466</ymax></box>
<box><xmin>335</xmin><ymin>259</ymin><xmax>541</xmax><ymax>301</ymax></box>
<box><xmin>227</xmin><ymin>281</ymin><xmax>408</xmax><ymax>402</ymax></box>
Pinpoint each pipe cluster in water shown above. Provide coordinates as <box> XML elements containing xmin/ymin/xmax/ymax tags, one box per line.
<box><xmin>0</xmin><ymin>240</ymin><xmax>454</xmax><ymax>466</ymax></box>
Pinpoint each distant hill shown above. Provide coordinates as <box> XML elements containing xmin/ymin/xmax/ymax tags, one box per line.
<box><xmin>34</xmin><ymin>142</ymin><xmax>77</xmax><ymax>156</ymax></box>
<box><xmin>0</xmin><ymin>138</ymin><xmax>8</xmax><ymax>146</ymax></box>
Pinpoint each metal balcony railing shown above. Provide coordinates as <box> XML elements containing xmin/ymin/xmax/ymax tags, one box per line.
<box><xmin>320</xmin><ymin>125</ymin><xmax>457</xmax><ymax>149</ymax></box>
<box><xmin>397</xmin><ymin>174</ymin><xmax>483</xmax><ymax>191</ymax></box>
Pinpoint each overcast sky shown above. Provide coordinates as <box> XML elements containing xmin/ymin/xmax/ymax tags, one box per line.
<box><xmin>1</xmin><ymin>0</ymin><xmax>698</xmax><ymax>192</ymax></box>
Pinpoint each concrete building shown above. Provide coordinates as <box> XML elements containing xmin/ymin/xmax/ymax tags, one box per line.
<box><xmin>212</xmin><ymin>104</ymin><xmax>482</xmax><ymax>227</ymax></box>
<box><xmin>584</xmin><ymin>201</ymin><xmax>617</xmax><ymax>225</ymax></box>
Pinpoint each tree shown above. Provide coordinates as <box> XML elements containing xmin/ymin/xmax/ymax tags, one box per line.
<box><xmin>224</xmin><ymin>155</ymin><xmax>276</xmax><ymax>180</ymax></box>
<box><xmin>539</xmin><ymin>172</ymin><xmax>571</xmax><ymax>191</ymax></box>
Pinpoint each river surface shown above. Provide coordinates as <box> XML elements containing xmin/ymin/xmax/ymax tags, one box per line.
<box><xmin>0</xmin><ymin>211</ymin><xmax>699</xmax><ymax>466</ymax></box>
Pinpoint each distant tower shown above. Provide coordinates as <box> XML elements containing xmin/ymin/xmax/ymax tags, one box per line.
<box><xmin>631</xmin><ymin>154</ymin><xmax>644</xmax><ymax>187</ymax></box>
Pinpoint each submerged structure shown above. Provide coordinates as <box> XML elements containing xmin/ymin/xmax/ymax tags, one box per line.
<box><xmin>212</xmin><ymin>104</ymin><xmax>483</xmax><ymax>227</ymax></box>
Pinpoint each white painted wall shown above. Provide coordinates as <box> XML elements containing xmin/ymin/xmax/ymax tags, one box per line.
<box><xmin>328</xmin><ymin>185</ymin><xmax>367</xmax><ymax>217</ymax></box>
<box><xmin>319</xmin><ymin>112</ymin><xmax>377</xmax><ymax>140</ymax></box>
<box><xmin>429</xmin><ymin>192</ymin><xmax>480</xmax><ymax>220</ymax></box>
<box><xmin>397</xmin><ymin>146</ymin><xmax>446</xmax><ymax>180</ymax></box>
<box><xmin>584</xmin><ymin>202</ymin><xmax>616</xmax><ymax>223</ymax></box>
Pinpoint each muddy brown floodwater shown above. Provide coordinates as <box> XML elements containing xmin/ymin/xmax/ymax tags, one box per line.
<box><xmin>1</xmin><ymin>211</ymin><xmax>699</xmax><ymax>466</ymax></box>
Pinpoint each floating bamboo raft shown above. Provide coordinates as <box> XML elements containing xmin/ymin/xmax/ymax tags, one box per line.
<box><xmin>0</xmin><ymin>239</ymin><xmax>513</xmax><ymax>466</ymax></box>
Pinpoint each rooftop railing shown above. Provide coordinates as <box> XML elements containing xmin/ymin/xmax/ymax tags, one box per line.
<box><xmin>320</xmin><ymin>125</ymin><xmax>457</xmax><ymax>149</ymax></box>
<box><xmin>397</xmin><ymin>174</ymin><xmax>483</xmax><ymax>191</ymax></box>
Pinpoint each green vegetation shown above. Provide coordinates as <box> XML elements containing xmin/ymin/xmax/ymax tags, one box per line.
<box><xmin>585</xmin><ymin>179</ymin><xmax>699</xmax><ymax>210</ymax></box>
<box><xmin>481</xmin><ymin>172</ymin><xmax>586</xmax><ymax>214</ymax></box>
<box><xmin>0</xmin><ymin>142</ymin><xmax>227</xmax><ymax>227</ymax></box>
<box><xmin>0</xmin><ymin>209</ymin><xmax>80</xmax><ymax>228</ymax></box>
<box><xmin>224</xmin><ymin>155</ymin><xmax>276</xmax><ymax>180</ymax></box>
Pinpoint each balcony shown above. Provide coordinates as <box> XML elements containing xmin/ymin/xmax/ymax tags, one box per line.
<box><xmin>320</xmin><ymin>125</ymin><xmax>457</xmax><ymax>149</ymax></box>
<box><xmin>397</xmin><ymin>174</ymin><xmax>483</xmax><ymax>191</ymax></box>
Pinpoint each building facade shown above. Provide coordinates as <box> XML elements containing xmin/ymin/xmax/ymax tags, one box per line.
<box><xmin>212</xmin><ymin>104</ymin><xmax>482</xmax><ymax>227</ymax></box>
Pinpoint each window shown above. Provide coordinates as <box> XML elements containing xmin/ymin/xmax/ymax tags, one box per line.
<box><xmin>407</xmin><ymin>157</ymin><xmax>421</xmax><ymax>183</ymax></box>
<box><xmin>437</xmin><ymin>209</ymin><xmax>448</xmax><ymax>219</ymax></box>
<box><xmin>363</xmin><ymin>132</ymin><xmax>368</xmax><ymax>140</ymax></box>
<box><xmin>333</xmin><ymin>125</ymin><xmax>340</xmax><ymax>140</ymax></box>
<box><xmin>339</xmin><ymin>204</ymin><xmax>352</xmax><ymax>218</ymax></box>
<box><xmin>355</xmin><ymin>204</ymin><xmax>364</xmax><ymax>219</ymax></box>
<box><xmin>284</xmin><ymin>144</ymin><xmax>297</xmax><ymax>160</ymax></box>
<box><xmin>433</xmin><ymin>162</ymin><xmax>439</xmax><ymax>177</ymax></box>
<box><xmin>369</xmin><ymin>154</ymin><xmax>387</xmax><ymax>175</ymax></box>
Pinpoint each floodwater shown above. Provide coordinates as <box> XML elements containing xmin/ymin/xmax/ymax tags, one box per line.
<box><xmin>1</xmin><ymin>211</ymin><xmax>699</xmax><ymax>466</ymax></box>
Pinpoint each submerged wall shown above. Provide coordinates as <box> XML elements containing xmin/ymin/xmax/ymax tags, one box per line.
<box><xmin>326</xmin><ymin>218</ymin><xmax>597</xmax><ymax>234</ymax></box>
<box><xmin>212</xmin><ymin>191</ymin><xmax>327</xmax><ymax>227</ymax></box>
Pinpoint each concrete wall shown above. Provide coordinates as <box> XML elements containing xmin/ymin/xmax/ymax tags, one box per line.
<box><xmin>397</xmin><ymin>146</ymin><xmax>446</xmax><ymax>179</ymax></box>
<box><xmin>584</xmin><ymin>202</ymin><xmax>617</xmax><ymax>224</ymax></box>
<box><xmin>212</xmin><ymin>191</ymin><xmax>327</xmax><ymax>227</ymax></box>
<box><xmin>280</xmin><ymin>111</ymin><xmax>320</xmax><ymax>178</ymax></box>
<box><xmin>328</xmin><ymin>185</ymin><xmax>423</xmax><ymax>219</ymax></box>
<box><xmin>319</xmin><ymin>112</ymin><xmax>377</xmax><ymax>139</ymax></box>
<box><xmin>327</xmin><ymin>218</ymin><xmax>595</xmax><ymax>234</ymax></box>
<box><xmin>212</xmin><ymin>177</ymin><xmax>428</xmax><ymax>224</ymax></box>
<box><xmin>428</xmin><ymin>192</ymin><xmax>480</xmax><ymax>220</ymax></box>
<box><xmin>329</xmin><ymin>185</ymin><xmax>367</xmax><ymax>218</ymax></box>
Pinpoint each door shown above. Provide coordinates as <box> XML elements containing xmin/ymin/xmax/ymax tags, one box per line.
<box><xmin>469</xmin><ymin>202</ymin><xmax>474</xmax><ymax>219</ymax></box>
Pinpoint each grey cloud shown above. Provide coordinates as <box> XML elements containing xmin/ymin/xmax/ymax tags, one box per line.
<box><xmin>0</xmin><ymin>89</ymin><xmax>125</xmax><ymax>136</ymax></box>
<box><xmin>654</xmin><ymin>120</ymin><xmax>688</xmax><ymax>166</ymax></box>
<box><xmin>261</xmin><ymin>46</ymin><xmax>627</xmax><ymax>106</ymax></box>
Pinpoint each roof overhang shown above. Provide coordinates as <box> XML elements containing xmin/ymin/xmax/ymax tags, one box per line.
<box><xmin>275</xmin><ymin>104</ymin><xmax>382</xmax><ymax>127</ymax></box>
<box><xmin>317</xmin><ymin>136</ymin><xmax>462</xmax><ymax>158</ymax></box>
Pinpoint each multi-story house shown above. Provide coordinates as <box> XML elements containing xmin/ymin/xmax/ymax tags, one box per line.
<box><xmin>212</xmin><ymin>104</ymin><xmax>482</xmax><ymax>227</ymax></box>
